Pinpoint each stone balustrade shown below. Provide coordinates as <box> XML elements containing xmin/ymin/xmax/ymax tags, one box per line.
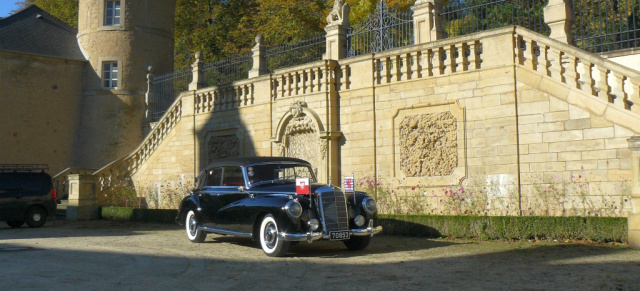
<box><xmin>195</xmin><ymin>81</ymin><xmax>255</xmax><ymax>114</ymax></box>
<box><xmin>515</xmin><ymin>28</ymin><xmax>640</xmax><ymax>118</ymax></box>
<box><xmin>271</xmin><ymin>60</ymin><xmax>338</xmax><ymax>100</ymax></box>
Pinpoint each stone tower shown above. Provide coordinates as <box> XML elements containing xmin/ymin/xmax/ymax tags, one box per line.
<box><xmin>75</xmin><ymin>0</ymin><xmax>175</xmax><ymax>169</ymax></box>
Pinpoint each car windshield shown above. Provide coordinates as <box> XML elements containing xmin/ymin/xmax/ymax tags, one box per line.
<box><xmin>246</xmin><ymin>163</ymin><xmax>316</xmax><ymax>187</ymax></box>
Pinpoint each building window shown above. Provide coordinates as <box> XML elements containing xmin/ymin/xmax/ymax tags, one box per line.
<box><xmin>105</xmin><ymin>1</ymin><xmax>121</xmax><ymax>26</ymax></box>
<box><xmin>103</xmin><ymin>62</ymin><xmax>118</xmax><ymax>89</ymax></box>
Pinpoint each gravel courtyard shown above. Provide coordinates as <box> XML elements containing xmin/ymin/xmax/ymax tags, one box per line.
<box><xmin>1</xmin><ymin>220</ymin><xmax>639</xmax><ymax>290</ymax></box>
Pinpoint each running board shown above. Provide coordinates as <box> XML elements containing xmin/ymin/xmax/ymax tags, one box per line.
<box><xmin>197</xmin><ymin>225</ymin><xmax>252</xmax><ymax>238</ymax></box>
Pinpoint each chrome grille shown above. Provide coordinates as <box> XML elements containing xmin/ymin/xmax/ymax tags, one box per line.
<box><xmin>318</xmin><ymin>189</ymin><xmax>350</xmax><ymax>233</ymax></box>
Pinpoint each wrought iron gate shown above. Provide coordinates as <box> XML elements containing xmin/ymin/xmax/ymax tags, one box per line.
<box><xmin>346</xmin><ymin>0</ymin><xmax>414</xmax><ymax>57</ymax></box>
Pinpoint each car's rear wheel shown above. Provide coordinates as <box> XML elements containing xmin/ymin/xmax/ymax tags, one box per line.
<box><xmin>343</xmin><ymin>235</ymin><xmax>371</xmax><ymax>250</ymax></box>
<box><xmin>6</xmin><ymin>220</ymin><xmax>25</xmax><ymax>228</ymax></box>
<box><xmin>259</xmin><ymin>214</ymin><xmax>290</xmax><ymax>257</ymax></box>
<box><xmin>185</xmin><ymin>210</ymin><xmax>206</xmax><ymax>243</ymax></box>
<box><xmin>25</xmin><ymin>207</ymin><xmax>47</xmax><ymax>228</ymax></box>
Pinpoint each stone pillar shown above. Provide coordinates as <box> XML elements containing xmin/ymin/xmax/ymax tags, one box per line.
<box><xmin>188</xmin><ymin>51</ymin><xmax>205</xmax><ymax>91</ymax></box>
<box><xmin>544</xmin><ymin>0</ymin><xmax>574</xmax><ymax>45</ymax></box>
<box><xmin>628</xmin><ymin>136</ymin><xmax>640</xmax><ymax>248</ymax></box>
<box><xmin>249</xmin><ymin>35</ymin><xmax>268</xmax><ymax>78</ymax></box>
<box><xmin>324</xmin><ymin>1</ymin><xmax>350</xmax><ymax>60</ymax></box>
<box><xmin>66</xmin><ymin>173</ymin><xmax>99</xmax><ymax>220</ymax></box>
<box><xmin>412</xmin><ymin>0</ymin><xmax>444</xmax><ymax>44</ymax></box>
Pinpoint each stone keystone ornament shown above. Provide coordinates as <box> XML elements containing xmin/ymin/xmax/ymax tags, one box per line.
<box><xmin>296</xmin><ymin>177</ymin><xmax>310</xmax><ymax>195</ymax></box>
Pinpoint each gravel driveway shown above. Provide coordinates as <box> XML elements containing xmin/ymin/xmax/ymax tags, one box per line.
<box><xmin>1</xmin><ymin>220</ymin><xmax>639</xmax><ymax>290</ymax></box>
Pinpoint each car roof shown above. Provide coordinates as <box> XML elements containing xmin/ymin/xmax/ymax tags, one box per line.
<box><xmin>203</xmin><ymin>157</ymin><xmax>311</xmax><ymax>169</ymax></box>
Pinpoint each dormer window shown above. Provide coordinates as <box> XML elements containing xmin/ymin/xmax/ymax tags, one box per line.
<box><xmin>105</xmin><ymin>1</ymin><xmax>121</xmax><ymax>26</ymax></box>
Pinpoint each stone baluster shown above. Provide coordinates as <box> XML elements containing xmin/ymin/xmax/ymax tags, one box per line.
<box><xmin>577</xmin><ymin>59</ymin><xmax>595</xmax><ymax>96</ymax></box>
<box><xmin>470</xmin><ymin>41</ymin><xmax>480</xmax><ymax>70</ymax></box>
<box><xmin>593</xmin><ymin>66</ymin><xmax>611</xmax><ymax>102</ymax></box>
<box><xmin>561</xmin><ymin>53</ymin><xmax>577</xmax><ymax>87</ymax></box>
<box><xmin>421</xmin><ymin>49</ymin><xmax>432</xmax><ymax>77</ymax></box>
<box><xmin>547</xmin><ymin>47</ymin><xmax>563</xmax><ymax>82</ymax></box>
<box><xmin>433</xmin><ymin>47</ymin><xmax>444</xmax><ymax>75</ymax></box>
<box><xmin>454</xmin><ymin>43</ymin><xmax>464</xmax><ymax>73</ymax></box>
<box><xmin>410</xmin><ymin>51</ymin><xmax>421</xmax><ymax>79</ymax></box>
<box><xmin>611</xmin><ymin>72</ymin><xmax>627</xmax><ymax>109</ymax></box>
<box><xmin>628</xmin><ymin>78</ymin><xmax>640</xmax><ymax>114</ymax></box>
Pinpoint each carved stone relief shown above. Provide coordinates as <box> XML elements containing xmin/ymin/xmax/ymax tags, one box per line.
<box><xmin>208</xmin><ymin>135</ymin><xmax>239</xmax><ymax>164</ymax></box>
<box><xmin>399</xmin><ymin>112</ymin><xmax>457</xmax><ymax>177</ymax></box>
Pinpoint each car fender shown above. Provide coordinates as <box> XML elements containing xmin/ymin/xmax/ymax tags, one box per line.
<box><xmin>175</xmin><ymin>195</ymin><xmax>201</xmax><ymax>225</ymax></box>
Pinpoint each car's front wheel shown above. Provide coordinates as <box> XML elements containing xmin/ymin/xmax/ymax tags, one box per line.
<box><xmin>259</xmin><ymin>214</ymin><xmax>290</xmax><ymax>257</ymax></box>
<box><xmin>6</xmin><ymin>220</ymin><xmax>25</xmax><ymax>228</ymax></box>
<box><xmin>185</xmin><ymin>210</ymin><xmax>206</xmax><ymax>243</ymax></box>
<box><xmin>25</xmin><ymin>207</ymin><xmax>47</xmax><ymax>228</ymax></box>
<box><xmin>343</xmin><ymin>235</ymin><xmax>371</xmax><ymax>250</ymax></box>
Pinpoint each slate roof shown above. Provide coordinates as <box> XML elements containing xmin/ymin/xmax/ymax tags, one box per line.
<box><xmin>0</xmin><ymin>5</ymin><xmax>85</xmax><ymax>61</ymax></box>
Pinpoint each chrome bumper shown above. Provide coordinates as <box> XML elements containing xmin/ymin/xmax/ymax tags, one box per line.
<box><xmin>279</xmin><ymin>220</ymin><xmax>383</xmax><ymax>243</ymax></box>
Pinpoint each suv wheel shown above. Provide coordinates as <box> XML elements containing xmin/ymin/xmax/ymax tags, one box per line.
<box><xmin>25</xmin><ymin>207</ymin><xmax>47</xmax><ymax>228</ymax></box>
<box><xmin>6</xmin><ymin>221</ymin><xmax>25</xmax><ymax>228</ymax></box>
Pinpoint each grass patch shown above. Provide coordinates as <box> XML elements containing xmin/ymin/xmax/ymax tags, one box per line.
<box><xmin>379</xmin><ymin>214</ymin><xmax>627</xmax><ymax>243</ymax></box>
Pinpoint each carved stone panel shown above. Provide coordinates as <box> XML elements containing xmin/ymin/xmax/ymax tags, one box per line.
<box><xmin>208</xmin><ymin>135</ymin><xmax>240</xmax><ymax>164</ymax></box>
<box><xmin>399</xmin><ymin>112</ymin><xmax>457</xmax><ymax>177</ymax></box>
<box><xmin>283</xmin><ymin>115</ymin><xmax>320</xmax><ymax>171</ymax></box>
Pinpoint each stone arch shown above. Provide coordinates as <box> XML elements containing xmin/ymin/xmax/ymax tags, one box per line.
<box><xmin>272</xmin><ymin>101</ymin><xmax>327</xmax><ymax>179</ymax></box>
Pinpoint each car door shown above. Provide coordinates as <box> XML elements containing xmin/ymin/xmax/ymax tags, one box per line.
<box><xmin>215</xmin><ymin>166</ymin><xmax>251</xmax><ymax>231</ymax></box>
<box><xmin>0</xmin><ymin>173</ymin><xmax>28</xmax><ymax>220</ymax></box>
<box><xmin>196</xmin><ymin>167</ymin><xmax>226</xmax><ymax>228</ymax></box>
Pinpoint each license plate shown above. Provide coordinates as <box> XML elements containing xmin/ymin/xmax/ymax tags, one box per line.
<box><xmin>329</xmin><ymin>231</ymin><xmax>350</xmax><ymax>241</ymax></box>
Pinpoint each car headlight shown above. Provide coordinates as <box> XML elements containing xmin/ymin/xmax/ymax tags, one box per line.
<box><xmin>362</xmin><ymin>197</ymin><xmax>377</xmax><ymax>214</ymax></box>
<box><xmin>354</xmin><ymin>215</ymin><xmax>366</xmax><ymax>227</ymax></box>
<box><xmin>284</xmin><ymin>200</ymin><xmax>303</xmax><ymax>219</ymax></box>
<box><xmin>308</xmin><ymin>219</ymin><xmax>319</xmax><ymax>231</ymax></box>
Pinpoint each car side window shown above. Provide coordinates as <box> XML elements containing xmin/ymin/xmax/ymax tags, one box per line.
<box><xmin>222</xmin><ymin>167</ymin><xmax>244</xmax><ymax>186</ymax></box>
<box><xmin>204</xmin><ymin>168</ymin><xmax>223</xmax><ymax>187</ymax></box>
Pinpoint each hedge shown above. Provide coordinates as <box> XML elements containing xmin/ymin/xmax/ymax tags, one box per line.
<box><xmin>379</xmin><ymin>214</ymin><xmax>627</xmax><ymax>243</ymax></box>
<box><xmin>100</xmin><ymin>208</ymin><xmax>627</xmax><ymax>242</ymax></box>
<box><xmin>101</xmin><ymin>207</ymin><xmax>177</xmax><ymax>223</ymax></box>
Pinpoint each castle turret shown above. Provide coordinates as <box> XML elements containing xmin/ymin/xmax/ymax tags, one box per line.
<box><xmin>75</xmin><ymin>0</ymin><xmax>175</xmax><ymax>168</ymax></box>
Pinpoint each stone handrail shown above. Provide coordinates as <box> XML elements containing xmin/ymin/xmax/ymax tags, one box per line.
<box><xmin>93</xmin><ymin>94</ymin><xmax>184</xmax><ymax>192</ymax></box>
<box><xmin>514</xmin><ymin>27</ymin><xmax>640</xmax><ymax>119</ymax></box>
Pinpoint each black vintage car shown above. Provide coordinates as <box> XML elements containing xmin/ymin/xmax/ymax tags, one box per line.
<box><xmin>176</xmin><ymin>157</ymin><xmax>382</xmax><ymax>257</ymax></box>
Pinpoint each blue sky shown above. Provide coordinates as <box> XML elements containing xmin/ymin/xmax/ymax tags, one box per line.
<box><xmin>0</xmin><ymin>1</ymin><xmax>20</xmax><ymax>18</ymax></box>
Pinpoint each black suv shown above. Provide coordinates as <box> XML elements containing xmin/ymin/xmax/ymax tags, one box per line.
<box><xmin>0</xmin><ymin>164</ymin><xmax>57</xmax><ymax>228</ymax></box>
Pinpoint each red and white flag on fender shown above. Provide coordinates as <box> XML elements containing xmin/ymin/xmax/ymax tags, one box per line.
<box><xmin>296</xmin><ymin>178</ymin><xmax>310</xmax><ymax>195</ymax></box>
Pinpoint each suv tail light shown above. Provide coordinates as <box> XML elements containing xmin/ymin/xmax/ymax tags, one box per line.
<box><xmin>52</xmin><ymin>188</ymin><xmax>57</xmax><ymax>201</ymax></box>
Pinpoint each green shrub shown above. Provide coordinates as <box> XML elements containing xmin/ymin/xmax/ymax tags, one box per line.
<box><xmin>379</xmin><ymin>214</ymin><xmax>627</xmax><ymax>243</ymax></box>
<box><xmin>101</xmin><ymin>207</ymin><xmax>177</xmax><ymax>223</ymax></box>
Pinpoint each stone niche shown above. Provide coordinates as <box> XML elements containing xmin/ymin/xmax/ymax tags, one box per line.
<box><xmin>393</xmin><ymin>101</ymin><xmax>466</xmax><ymax>186</ymax></box>
<box><xmin>272</xmin><ymin>101</ymin><xmax>327</xmax><ymax>181</ymax></box>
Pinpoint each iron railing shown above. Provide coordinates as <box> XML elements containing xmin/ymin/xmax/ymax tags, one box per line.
<box><xmin>203</xmin><ymin>53</ymin><xmax>252</xmax><ymax>87</ymax></box>
<box><xmin>346</xmin><ymin>0</ymin><xmax>414</xmax><ymax>57</ymax></box>
<box><xmin>572</xmin><ymin>0</ymin><xmax>640</xmax><ymax>53</ymax></box>
<box><xmin>152</xmin><ymin>69</ymin><xmax>191</xmax><ymax>121</ymax></box>
<box><xmin>441</xmin><ymin>0</ymin><xmax>549</xmax><ymax>38</ymax></box>
<box><xmin>265</xmin><ymin>33</ymin><xmax>326</xmax><ymax>72</ymax></box>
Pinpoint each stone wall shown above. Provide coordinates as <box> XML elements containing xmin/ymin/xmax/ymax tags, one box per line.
<box><xmin>127</xmin><ymin>27</ymin><xmax>640</xmax><ymax>216</ymax></box>
<box><xmin>0</xmin><ymin>51</ymin><xmax>85</xmax><ymax>174</ymax></box>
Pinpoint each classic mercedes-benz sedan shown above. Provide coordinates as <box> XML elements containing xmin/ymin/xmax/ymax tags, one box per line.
<box><xmin>176</xmin><ymin>157</ymin><xmax>382</xmax><ymax>257</ymax></box>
